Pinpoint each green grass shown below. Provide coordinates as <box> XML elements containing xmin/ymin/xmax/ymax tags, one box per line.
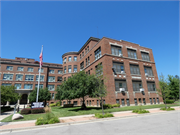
<box><xmin>1</xmin><ymin>103</ymin><xmax>179</xmax><ymax>122</ymax></box>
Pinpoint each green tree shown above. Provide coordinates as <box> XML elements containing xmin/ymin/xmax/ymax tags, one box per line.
<box><xmin>57</xmin><ymin>71</ymin><xmax>101</xmax><ymax>109</ymax></box>
<box><xmin>28</xmin><ymin>87</ymin><xmax>51</xmax><ymax>106</ymax></box>
<box><xmin>1</xmin><ymin>85</ymin><xmax>20</xmax><ymax>106</ymax></box>
<box><xmin>168</xmin><ymin>75</ymin><xmax>179</xmax><ymax>101</ymax></box>
<box><xmin>156</xmin><ymin>73</ymin><xmax>170</xmax><ymax>109</ymax></box>
<box><xmin>94</xmin><ymin>63</ymin><xmax>107</xmax><ymax>115</ymax></box>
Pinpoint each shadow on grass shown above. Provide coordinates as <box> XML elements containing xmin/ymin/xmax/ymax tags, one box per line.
<box><xmin>68</xmin><ymin>107</ymin><xmax>103</xmax><ymax>112</ymax></box>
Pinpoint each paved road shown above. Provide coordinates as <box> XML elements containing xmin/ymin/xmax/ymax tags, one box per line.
<box><xmin>2</xmin><ymin>111</ymin><xmax>180</xmax><ymax>135</ymax></box>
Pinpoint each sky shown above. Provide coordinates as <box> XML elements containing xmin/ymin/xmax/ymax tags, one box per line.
<box><xmin>1</xmin><ymin>0</ymin><xmax>179</xmax><ymax>78</ymax></box>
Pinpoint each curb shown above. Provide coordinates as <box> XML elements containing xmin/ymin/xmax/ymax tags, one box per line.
<box><xmin>0</xmin><ymin>109</ymin><xmax>179</xmax><ymax>133</ymax></box>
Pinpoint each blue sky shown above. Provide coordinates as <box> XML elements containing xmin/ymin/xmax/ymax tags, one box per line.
<box><xmin>1</xmin><ymin>1</ymin><xmax>179</xmax><ymax>78</ymax></box>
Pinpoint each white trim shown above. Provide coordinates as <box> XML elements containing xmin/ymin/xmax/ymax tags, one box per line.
<box><xmin>140</xmin><ymin>49</ymin><xmax>149</xmax><ymax>53</ymax></box>
<box><xmin>126</xmin><ymin>46</ymin><xmax>137</xmax><ymax>50</ymax></box>
<box><xmin>129</xmin><ymin>61</ymin><xmax>138</xmax><ymax>64</ymax></box>
<box><xmin>109</xmin><ymin>42</ymin><xmax>123</xmax><ymax>47</ymax></box>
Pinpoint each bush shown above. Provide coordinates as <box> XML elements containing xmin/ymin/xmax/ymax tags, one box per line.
<box><xmin>160</xmin><ymin>107</ymin><xmax>175</xmax><ymax>111</ymax></box>
<box><xmin>48</xmin><ymin>117</ymin><xmax>59</xmax><ymax>124</ymax></box>
<box><xmin>95</xmin><ymin>113</ymin><xmax>114</xmax><ymax>118</ymax></box>
<box><xmin>35</xmin><ymin>113</ymin><xmax>59</xmax><ymax>125</ymax></box>
<box><xmin>63</xmin><ymin>104</ymin><xmax>74</xmax><ymax>108</ymax></box>
<box><xmin>164</xmin><ymin>100</ymin><xmax>174</xmax><ymax>104</ymax></box>
<box><xmin>49</xmin><ymin>103</ymin><xmax>56</xmax><ymax>107</ymax></box>
<box><xmin>56</xmin><ymin>102</ymin><xmax>61</xmax><ymax>106</ymax></box>
<box><xmin>31</xmin><ymin>108</ymin><xmax>45</xmax><ymax>114</ymax></box>
<box><xmin>1</xmin><ymin>106</ymin><xmax>13</xmax><ymax>113</ymax></box>
<box><xmin>112</xmin><ymin>104</ymin><xmax>120</xmax><ymax>107</ymax></box>
<box><xmin>132</xmin><ymin>109</ymin><xmax>150</xmax><ymax>114</ymax></box>
<box><xmin>103</xmin><ymin>104</ymin><xmax>113</xmax><ymax>109</ymax></box>
<box><xmin>20</xmin><ymin>108</ymin><xmax>31</xmax><ymax>114</ymax></box>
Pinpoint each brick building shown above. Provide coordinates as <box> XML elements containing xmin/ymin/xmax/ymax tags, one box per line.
<box><xmin>0</xmin><ymin>57</ymin><xmax>63</xmax><ymax>105</ymax></box>
<box><xmin>61</xmin><ymin>37</ymin><xmax>163</xmax><ymax>106</ymax></box>
<box><xmin>0</xmin><ymin>37</ymin><xmax>163</xmax><ymax>106</ymax></box>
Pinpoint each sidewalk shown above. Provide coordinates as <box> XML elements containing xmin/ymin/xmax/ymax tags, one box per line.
<box><xmin>0</xmin><ymin>106</ymin><xmax>179</xmax><ymax>132</ymax></box>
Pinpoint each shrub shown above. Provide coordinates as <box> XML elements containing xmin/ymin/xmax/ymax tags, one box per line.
<box><xmin>49</xmin><ymin>103</ymin><xmax>56</xmax><ymax>107</ymax></box>
<box><xmin>164</xmin><ymin>100</ymin><xmax>174</xmax><ymax>104</ymax></box>
<box><xmin>48</xmin><ymin>117</ymin><xmax>59</xmax><ymax>124</ymax></box>
<box><xmin>31</xmin><ymin>108</ymin><xmax>45</xmax><ymax>114</ymax></box>
<box><xmin>63</xmin><ymin>104</ymin><xmax>74</xmax><ymax>108</ymax></box>
<box><xmin>20</xmin><ymin>108</ymin><xmax>31</xmax><ymax>114</ymax></box>
<box><xmin>95</xmin><ymin>113</ymin><xmax>114</xmax><ymax>118</ymax></box>
<box><xmin>56</xmin><ymin>102</ymin><xmax>61</xmax><ymax>106</ymax></box>
<box><xmin>103</xmin><ymin>104</ymin><xmax>113</xmax><ymax>109</ymax></box>
<box><xmin>44</xmin><ymin>106</ymin><xmax>51</xmax><ymax>113</ymax></box>
<box><xmin>35</xmin><ymin>113</ymin><xmax>59</xmax><ymax>125</ymax></box>
<box><xmin>132</xmin><ymin>109</ymin><xmax>149</xmax><ymax>114</ymax></box>
<box><xmin>160</xmin><ymin>107</ymin><xmax>175</xmax><ymax>111</ymax></box>
<box><xmin>112</xmin><ymin>104</ymin><xmax>120</xmax><ymax>107</ymax></box>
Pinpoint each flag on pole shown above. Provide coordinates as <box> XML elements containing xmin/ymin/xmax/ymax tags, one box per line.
<box><xmin>39</xmin><ymin>48</ymin><xmax>43</xmax><ymax>66</ymax></box>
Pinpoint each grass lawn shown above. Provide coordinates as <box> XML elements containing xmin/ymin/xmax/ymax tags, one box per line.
<box><xmin>1</xmin><ymin>103</ymin><xmax>179</xmax><ymax>122</ymax></box>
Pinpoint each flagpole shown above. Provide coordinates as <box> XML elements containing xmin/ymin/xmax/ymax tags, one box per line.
<box><xmin>36</xmin><ymin>45</ymin><xmax>43</xmax><ymax>103</ymax></box>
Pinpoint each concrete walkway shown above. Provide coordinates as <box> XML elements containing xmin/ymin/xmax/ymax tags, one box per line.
<box><xmin>0</xmin><ymin>106</ymin><xmax>179</xmax><ymax>132</ymax></box>
<box><xmin>0</xmin><ymin>110</ymin><xmax>14</xmax><ymax>121</ymax></box>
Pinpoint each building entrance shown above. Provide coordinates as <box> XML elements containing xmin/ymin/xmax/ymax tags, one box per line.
<box><xmin>20</xmin><ymin>94</ymin><xmax>28</xmax><ymax>104</ymax></box>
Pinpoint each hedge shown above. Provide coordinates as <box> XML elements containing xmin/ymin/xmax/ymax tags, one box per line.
<box><xmin>63</xmin><ymin>104</ymin><xmax>74</xmax><ymax>108</ymax></box>
<box><xmin>95</xmin><ymin>113</ymin><xmax>114</xmax><ymax>118</ymax></box>
<box><xmin>21</xmin><ymin>108</ymin><xmax>31</xmax><ymax>114</ymax></box>
<box><xmin>165</xmin><ymin>100</ymin><xmax>174</xmax><ymax>104</ymax></box>
<box><xmin>31</xmin><ymin>108</ymin><xmax>45</xmax><ymax>114</ymax></box>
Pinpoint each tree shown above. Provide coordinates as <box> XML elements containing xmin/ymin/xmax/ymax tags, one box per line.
<box><xmin>57</xmin><ymin>71</ymin><xmax>101</xmax><ymax>109</ymax></box>
<box><xmin>94</xmin><ymin>63</ymin><xmax>107</xmax><ymax>115</ymax></box>
<box><xmin>1</xmin><ymin>85</ymin><xmax>20</xmax><ymax>106</ymax></box>
<box><xmin>156</xmin><ymin>73</ymin><xmax>170</xmax><ymax>109</ymax></box>
<box><xmin>168</xmin><ymin>75</ymin><xmax>179</xmax><ymax>101</ymax></box>
<box><xmin>28</xmin><ymin>87</ymin><xmax>51</xmax><ymax>106</ymax></box>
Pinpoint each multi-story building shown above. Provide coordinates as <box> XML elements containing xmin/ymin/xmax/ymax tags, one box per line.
<box><xmin>61</xmin><ymin>37</ymin><xmax>163</xmax><ymax>106</ymax></box>
<box><xmin>0</xmin><ymin>57</ymin><xmax>63</xmax><ymax>105</ymax></box>
<box><xmin>0</xmin><ymin>37</ymin><xmax>163</xmax><ymax>107</ymax></box>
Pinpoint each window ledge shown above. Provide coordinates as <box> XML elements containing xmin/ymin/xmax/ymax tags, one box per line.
<box><xmin>131</xmin><ymin>74</ymin><xmax>141</xmax><ymax>76</ymax></box>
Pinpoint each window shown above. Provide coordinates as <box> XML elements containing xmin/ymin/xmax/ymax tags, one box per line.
<box><xmin>80</xmin><ymin>61</ymin><xmax>84</xmax><ymax>70</ymax></box>
<box><xmin>38</xmin><ymin>68</ymin><xmax>44</xmax><ymax>73</ymax></box>
<box><xmin>58</xmin><ymin>70</ymin><xmax>63</xmax><ymax>74</ymax></box>
<box><xmin>15</xmin><ymin>84</ymin><xmax>21</xmax><ymax>89</ymax></box>
<box><xmin>121</xmin><ymin>99</ymin><xmax>125</xmax><ymax>106</ymax></box>
<box><xmin>157</xmin><ymin>98</ymin><xmax>159</xmax><ymax>104</ymax></box>
<box><xmin>74</xmin><ymin>65</ymin><xmax>77</xmax><ymax>72</ymax></box>
<box><xmin>95</xmin><ymin>63</ymin><xmax>103</xmax><ymax>76</ymax></box>
<box><xmin>134</xmin><ymin>98</ymin><xmax>137</xmax><ymax>106</ymax></box>
<box><xmin>25</xmin><ymin>75</ymin><xmax>34</xmax><ymax>81</ymax></box>
<box><xmin>49</xmin><ymin>70</ymin><xmax>54</xmax><ymax>74</ymax></box>
<box><xmin>64</xmin><ymin>58</ymin><xmax>66</xmax><ymax>63</ymax></box>
<box><xmin>48</xmin><ymin>85</ymin><xmax>55</xmax><ymax>91</ymax></box>
<box><xmin>153</xmin><ymin>98</ymin><xmax>156</xmax><ymax>104</ymax></box>
<box><xmin>87</xmin><ymin>100</ymin><xmax>88</xmax><ymax>106</ymax></box>
<box><xmin>115</xmin><ymin>80</ymin><xmax>127</xmax><ymax>91</ymax></box>
<box><xmin>97</xmin><ymin>100</ymin><xmax>99</xmax><ymax>106</ymax></box>
<box><xmin>68</xmin><ymin>56</ymin><xmax>71</xmax><ymax>62</ymax></box>
<box><xmin>127</xmin><ymin>49</ymin><xmax>137</xmax><ymax>59</ymax></box>
<box><xmin>35</xmin><ymin>84</ymin><xmax>44</xmax><ymax>89</ymax></box>
<box><xmin>68</xmin><ymin>65</ymin><xmax>71</xmax><ymax>73</ymax></box>
<box><xmin>88</xmin><ymin>57</ymin><xmax>90</xmax><ymax>65</ymax></box>
<box><xmin>113</xmin><ymin>62</ymin><xmax>124</xmax><ymax>73</ymax></box>
<box><xmin>16</xmin><ymin>74</ymin><xmax>23</xmax><ymax>81</ymax></box>
<box><xmin>116</xmin><ymin>99</ymin><xmax>120</xmax><ymax>104</ymax></box>
<box><xmin>36</xmin><ymin>75</ymin><xmax>44</xmax><ymax>81</ymax></box>
<box><xmin>149</xmin><ymin>98</ymin><xmax>152</xmax><ymax>104</ymax></box>
<box><xmin>111</xmin><ymin>45</ymin><xmax>122</xmax><ymax>56</ymax></box>
<box><xmin>24</xmin><ymin>84</ymin><xmax>33</xmax><ymax>89</ymax></box>
<box><xmin>82</xmin><ymin>52</ymin><xmax>84</xmax><ymax>57</ymax></box>
<box><xmin>139</xmin><ymin>98</ymin><xmax>142</xmax><ymax>103</ymax></box>
<box><xmin>126</xmin><ymin>99</ymin><xmax>130</xmax><ymax>106</ymax></box>
<box><xmin>144</xmin><ymin>66</ymin><xmax>153</xmax><ymax>76</ymax></box>
<box><xmin>80</xmin><ymin>54</ymin><xmax>81</xmax><ymax>59</ymax></box>
<box><xmin>132</xmin><ymin>81</ymin><xmax>142</xmax><ymax>91</ymax></box>
<box><xmin>87</xmin><ymin>46</ymin><xmax>89</xmax><ymax>51</ymax></box>
<box><xmin>17</xmin><ymin>67</ymin><xmax>24</xmax><ymax>71</ymax></box>
<box><xmin>2</xmin><ymin>83</ymin><xmax>11</xmax><ymax>86</ymax></box>
<box><xmin>74</xmin><ymin>101</ymin><xmax>77</xmax><ymax>105</ymax></box>
<box><xmin>64</xmin><ymin>66</ymin><xmax>66</xmax><ymax>73</ymax></box>
<box><xmin>63</xmin><ymin>101</ymin><xmax>66</xmax><ymax>105</ymax></box>
<box><xmin>6</xmin><ymin>66</ymin><xmax>13</xmax><ymax>71</ymax></box>
<box><xmin>85</xmin><ymin>48</ymin><xmax>87</xmax><ymax>54</ymax></box>
<box><xmin>48</xmin><ymin>76</ymin><xmax>55</xmax><ymax>82</ymax></box>
<box><xmin>141</xmin><ymin>52</ymin><xmax>150</xmax><ymax>61</ymax></box>
<box><xmin>87</xmin><ymin>70</ymin><xmax>90</xmax><ymax>75</ymax></box>
<box><xmin>3</xmin><ymin>74</ymin><xmax>13</xmax><ymax>80</ymax></box>
<box><xmin>130</xmin><ymin>64</ymin><xmax>140</xmax><ymax>75</ymax></box>
<box><xmin>147</xmin><ymin>82</ymin><xmax>156</xmax><ymax>91</ymax></box>
<box><xmin>143</xmin><ymin>98</ymin><xmax>146</xmax><ymax>105</ymax></box>
<box><xmin>64</xmin><ymin>77</ymin><xmax>66</xmax><ymax>81</ymax></box>
<box><xmin>86</xmin><ymin>58</ymin><xmax>87</xmax><ymax>66</ymax></box>
<box><xmin>28</xmin><ymin>67</ymin><xmax>33</xmax><ymax>72</ymax></box>
<box><xmin>68</xmin><ymin>101</ymin><xmax>71</xmax><ymax>104</ymax></box>
<box><xmin>95</xmin><ymin>47</ymin><xmax>101</xmax><ymax>60</ymax></box>
<box><xmin>57</xmin><ymin>77</ymin><xmax>62</xmax><ymax>82</ymax></box>
<box><xmin>51</xmin><ymin>93</ymin><xmax>55</xmax><ymax>99</ymax></box>
<box><xmin>74</xmin><ymin>56</ymin><xmax>77</xmax><ymax>61</ymax></box>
